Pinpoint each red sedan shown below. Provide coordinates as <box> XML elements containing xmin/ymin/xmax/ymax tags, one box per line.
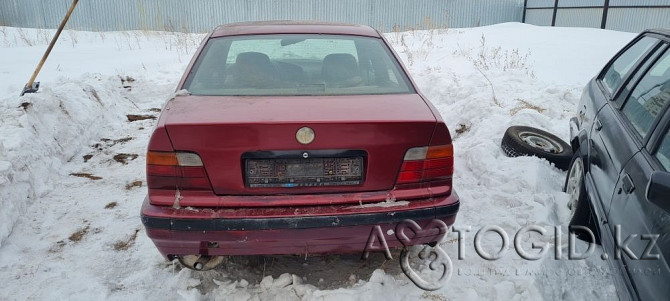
<box><xmin>141</xmin><ymin>21</ymin><xmax>460</xmax><ymax>270</ymax></box>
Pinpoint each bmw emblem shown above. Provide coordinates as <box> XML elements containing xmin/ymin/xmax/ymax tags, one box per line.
<box><xmin>296</xmin><ymin>127</ymin><xmax>315</xmax><ymax>145</ymax></box>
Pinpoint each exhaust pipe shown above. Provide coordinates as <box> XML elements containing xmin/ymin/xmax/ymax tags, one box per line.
<box><xmin>193</xmin><ymin>255</ymin><xmax>211</xmax><ymax>271</ymax></box>
<box><xmin>177</xmin><ymin>255</ymin><xmax>225</xmax><ymax>271</ymax></box>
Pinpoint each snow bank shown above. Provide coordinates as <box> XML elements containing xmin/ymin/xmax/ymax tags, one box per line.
<box><xmin>0</xmin><ymin>76</ymin><xmax>134</xmax><ymax>246</ymax></box>
<box><xmin>0</xmin><ymin>27</ymin><xmax>203</xmax><ymax>246</ymax></box>
<box><xmin>384</xmin><ymin>23</ymin><xmax>635</xmax><ymax>300</ymax></box>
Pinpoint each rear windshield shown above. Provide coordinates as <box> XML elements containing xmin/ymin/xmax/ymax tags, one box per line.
<box><xmin>183</xmin><ymin>34</ymin><xmax>415</xmax><ymax>96</ymax></box>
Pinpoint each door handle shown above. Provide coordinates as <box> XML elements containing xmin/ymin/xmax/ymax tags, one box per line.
<box><xmin>594</xmin><ymin>118</ymin><xmax>603</xmax><ymax>131</ymax></box>
<box><xmin>620</xmin><ymin>173</ymin><xmax>635</xmax><ymax>194</ymax></box>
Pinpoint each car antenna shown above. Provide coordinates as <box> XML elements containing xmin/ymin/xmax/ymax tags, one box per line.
<box><xmin>20</xmin><ymin>0</ymin><xmax>80</xmax><ymax>96</ymax></box>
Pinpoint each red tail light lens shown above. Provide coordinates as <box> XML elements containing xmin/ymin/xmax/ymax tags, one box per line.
<box><xmin>146</xmin><ymin>151</ymin><xmax>212</xmax><ymax>191</ymax></box>
<box><xmin>396</xmin><ymin>145</ymin><xmax>453</xmax><ymax>185</ymax></box>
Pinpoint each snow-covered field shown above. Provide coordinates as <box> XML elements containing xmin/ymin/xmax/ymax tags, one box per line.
<box><xmin>0</xmin><ymin>23</ymin><xmax>635</xmax><ymax>300</ymax></box>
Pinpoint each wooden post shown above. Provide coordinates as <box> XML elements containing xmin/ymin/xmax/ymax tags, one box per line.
<box><xmin>21</xmin><ymin>0</ymin><xmax>80</xmax><ymax>96</ymax></box>
<box><xmin>551</xmin><ymin>0</ymin><xmax>559</xmax><ymax>26</ymax></box>
<box><xmin>522</xmin><ymin>0</ymin><xmax>528</xmax><ymax>23</ymax></box>
<box><xmin>601</xmin><ymin>0</ymin><xmax>610</xmax><ymax>29</ymax></box>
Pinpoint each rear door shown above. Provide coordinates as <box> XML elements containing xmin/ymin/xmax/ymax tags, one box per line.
<box><xmin>608</xmin><ymin>46</ymin><xmax>670</xmax><ymax>300</ymax></box>
<box><xmin>587</xmin><ymin>36</ymin><xmax>660</xmax><ymax>219</ymax></box>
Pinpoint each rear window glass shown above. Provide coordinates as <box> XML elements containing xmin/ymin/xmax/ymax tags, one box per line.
<box><xmin>183</xmin><ymin>34</ymin><xmax>414</xmax><ymax>96</ymax></box>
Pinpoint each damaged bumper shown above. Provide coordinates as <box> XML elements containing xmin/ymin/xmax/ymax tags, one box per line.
<box><xmin>141</xmin><ymin>193</ymin><xmax>459</xmax><ymax>257</ymax></box>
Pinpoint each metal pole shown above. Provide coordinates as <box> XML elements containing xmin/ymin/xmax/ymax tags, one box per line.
<box><xmin>21</xmin><ymin>0</ymin><xmax>80</xmax><ymax>96</ymax></box>
<box><xmin>551</xmin><ymin>0</ymin><xmax>559</xmax><ymax>26</ymax></box>
<box><xmin>522</xmin><ymin>0</ymin><xmax>528</xmax><ymax>23</ymax></box>
<box><xmin>601</xmin><ymin>0</ymin><xmax>610</xmax><ymax>29</ymax></box>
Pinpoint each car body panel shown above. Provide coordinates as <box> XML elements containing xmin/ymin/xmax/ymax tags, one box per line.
<box><xmin>569</xmin><ymin>29</ymin><xmax>670</xmax><ymax>300</ymax></box>
<box><xmin>143</xmin><ymin>21</ymin><xmax>459</xmax><ymax>259</ymax></box>
<box><xmin>142</xmin><ymin>193</ymin><xmax>459</xmax><ymax>257</ymax></box>
<box><xmin>161</xmin><ymin>94</ymin><xmax>435</xmax><ymax>125</ymax></box>
<box><xmin>609</xmin><ymin>151</ymin><xmax>670</xmax><ymax>301</ymax></box>
<box><xmin>211</xmin><ymin>21</ymin><xmax>381</xmax><ymax>38</ymax></box>
<box><xmin>589</xmin><ymin>103</ymin><xmax>640</xmax><ymax>212</ymax></box>
<box><xmin>148</xmin><ymin>181</ymin><xmax>452</xmax><ymax>208</ymax></box>
<box><xmin>159</xmin><ymin>94</ymin><xmax>438</xmax><ymax>196</ymax></box>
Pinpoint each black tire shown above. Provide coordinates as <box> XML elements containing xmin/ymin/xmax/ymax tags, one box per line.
<box><xmin>564</xmin><ymin>150</ymin><xmax>601</xmax><ymax>245</ymax></box>
<box><xmin>501</xmin><ymin>126</ymin><xmax>573</xmax><ymax>170</ymax></box>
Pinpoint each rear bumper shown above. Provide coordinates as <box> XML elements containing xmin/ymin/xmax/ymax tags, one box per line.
<box><xmin>141</xmin><ymin>192</ymin><xmax>459</xmax><ymax>257</ymax></box>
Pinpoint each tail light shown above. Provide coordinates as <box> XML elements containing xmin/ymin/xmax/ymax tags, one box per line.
<box><xmin>146</xmin><ymin>151</ymin><xmax>212</xmax><ymax>191</ymax></box>
<box><xmin>396</xmin><ymin>145</ymin><xmax>453</xmax><ymax>185</ymax></box>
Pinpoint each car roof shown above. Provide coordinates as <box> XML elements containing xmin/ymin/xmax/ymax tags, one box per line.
<box><xmin>645</xmin><ymin>28</ymin><xmax>670</xmax><ymax>38</ymax></box>
<box><xmin>211</xmin><ymin>21</ymin><xmax>381</xmax><ymax>38</ymax></box>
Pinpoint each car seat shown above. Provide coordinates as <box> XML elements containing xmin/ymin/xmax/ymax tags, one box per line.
<box><xmin>227</xmin><ymin>52</ymin><xmax>279</xmax><ymax>88</ymax></box>
<box><xmin>321</xmin><ymin>53</ymin><xmax>364</xmax><ymax>87</ymax></box>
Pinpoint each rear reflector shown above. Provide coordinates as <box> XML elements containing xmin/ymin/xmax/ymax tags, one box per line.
<box><xmin>146</xmin><ymin>151</ymin><xmax>212</xmax><ymax>191</ymax></box>
<box><xmin>396</xmin><ymin>145</ymin><xmax>453</xmax><ymax>185</ymax></box>
<box><xmin>176</xmin><ymin>153</ymin><xmax>204</xmax><ymax>166</ymax></box>
<box><xmin>403</xmin><ymin>147</ymin><xmax>428</xmax><ymax>161</ymax></box>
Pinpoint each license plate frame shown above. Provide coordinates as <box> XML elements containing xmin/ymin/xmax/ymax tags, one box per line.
<box><xmin>244</xmin><ymin>151</ymin><xmax>365</xmax><ymax>188</ymax></box>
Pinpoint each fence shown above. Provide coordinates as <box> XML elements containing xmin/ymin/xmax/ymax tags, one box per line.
<box><xmin>2</xmin><ymin>0</ymin><xmax>668</xmax><ymax>33</ymax></box>
<box><xmin>0</xmin><ymin>0</ymin><xmax>524</xmax><ymax>33</ymax></box>
<box><xmin>523</xmin><ymin>0</ymin><xmax>670</xmax><ymax>32</ymax></box>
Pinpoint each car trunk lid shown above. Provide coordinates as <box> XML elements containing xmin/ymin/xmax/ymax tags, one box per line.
<box><xmin>162</xmin><ymin>93</ymin><xmax>437</xmax><ymax>195</ymax></box>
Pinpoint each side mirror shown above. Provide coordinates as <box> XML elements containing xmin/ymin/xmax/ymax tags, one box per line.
<box><xmin>647</xmin><ymin>171</ymin><xmax>670</xmax><ymax>211</ymax></box>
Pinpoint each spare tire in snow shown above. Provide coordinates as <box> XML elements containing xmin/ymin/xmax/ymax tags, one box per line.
<box><xmin>501</xmin><ymin>126</ymin><xmax>572</xmax><ymax>170</ymax></box>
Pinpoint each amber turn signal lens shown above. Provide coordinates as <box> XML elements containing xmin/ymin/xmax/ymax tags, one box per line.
<box><xmin>146</xmin><ymin>151</ymin><xmax>178</xmax><ymax>166</ymax></box>
<box><xmin>426</xmin><ymin>145</ymin><xmax>453</xmax><ymax>159</ymax></box>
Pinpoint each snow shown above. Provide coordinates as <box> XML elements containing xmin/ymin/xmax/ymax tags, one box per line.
<box><xmin>0</xmin><ymin>23</ymin><xmax>636</xmax><ymax>300</ymax></box>
<box><xmin>347</xmin><ymin>200</ymin><xmax>410</xmax><ymax>209</ymax></box>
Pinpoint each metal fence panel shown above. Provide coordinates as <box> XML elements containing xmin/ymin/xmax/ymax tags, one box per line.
<box><xmin>0</xmin><ymin>0</ymin><xmax>525</xmax><ymax>32</ymax></box>
<box><xmin>555</xmin><ymin>8</ymin><xmax>603</xmax><ymax>28</ymax></box>
<box><xmin>524</xmin><ymin>0</ymin><xmax>670</xmax><ymax>33</ymax></box>
<box><xmin>525</xmin><ymin>8</ymin><xmax>553</xmax><ymax>26</ymax></box>
<box><xmin>606</xmin><ymin>7</ymin><xmax>670</xmax><ymax>32</ymax></box>
<box><xmin>610</xmin><ymin>0</ymin><xmax>670</xmax><ymax>6</ymax></box>
<box><xmin>557</xmin><ymin>0</ymin><xmax>605</xmax><ymax>7</ymax></box>
<box><xmin>526</xmin><ymin>0</ymin><xmax>555</xmax><ymax>8</ymax></box>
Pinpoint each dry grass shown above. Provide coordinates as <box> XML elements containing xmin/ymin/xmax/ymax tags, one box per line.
<box><xmin>104</xmin><ymin>202</ymin><xmax>118</xmax><ymax>209</ymax></box>
<box><xmin>510</xmin><ymin>99</ymin><xmax>546</xmax><ymax>115</ymax></box>
<box><xmin>120</xmin><ymin>75</ymin><xmax>135</xmax><ymax>89</ymax></box>
<box><xmin>86</xmin><ymin>88</ymin><xmax>102</xmax><ymax>104</ymax></box>
<box><xmin>69</xmin><ymin>173</ymin><xmax>103</xmax><ymax>180</ymax></box>
<box><xmin>422</xmin><ymin>292</ymin><xmax>450</xmax><ymax>301</ymax></box>
<box><xmin>455</xmin><ymin>123</ymin><xmax>471</xmax><ymax>135</ymax></box>
<box><xmin>113</xmin><ymin>153</ymin><xmax>138</xmax><ymax>164</ymax></box>
<box><xmin>457</xmin><ymin>34</ymin><xmax>535</xmax><ymax>79</ymax></box>
<box><xmin>101</xmin><ymin>137</ymin><xmax>133</xmax><ymax>144</ymax></box>
<box><xmin>69</xmin><ymin>225</ymin><xmax>90</xmax><ymax>242</ymax></box>
<box><xmin>475</xmin><ymin>67</ymin><xmax>502</xmax><ymax>107</ymax></box>
<box><xmin>66</xmin><ymin>29</ymin><xmax>79</xmax><ymax>47</ymax></box>
<box><xmin>126</xmin><ymin>114</ymin><xmax>156</xmax><ymax>122</ymax></box>
<box><xmin>125</xmin><ymin>180</ymin><xmax>142</xmax><ymax>190</ymax></box>
<box><xmin>113</xmin><ymin>229</ymin><xmax>140</xmax><ymax>251</ymax></box>
<box><xmin>16</xmin><ymin>28</ymin><xmax>33</xmax><ymax>46</ymax></box>
<box><xmin>0</xmin><ymin>26</ymin><xmax>9</xmax><ymax>46</ymax></box>
<box><xmin>92</xmin><ymin>137</ymin><xmax>134</xmax><ymax>152</ymax></box>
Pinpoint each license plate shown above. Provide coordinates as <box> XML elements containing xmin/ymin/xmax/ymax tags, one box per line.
<box><xmin>245</xmin><ymin>157</ymin><xmax>363</xmax><ymax>188</ymax></box>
